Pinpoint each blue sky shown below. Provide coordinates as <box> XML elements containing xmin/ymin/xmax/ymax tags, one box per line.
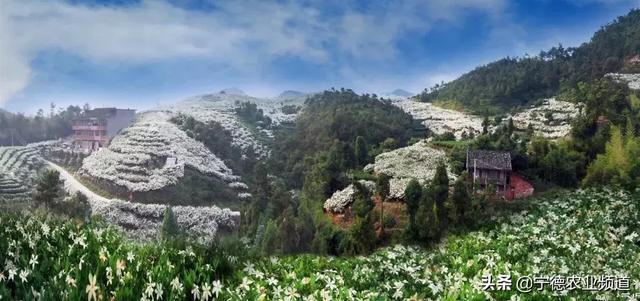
<box><xmin>1</xmin><ymin>0</ymin><xmax>639</xmax><ymax>114</ymax></box>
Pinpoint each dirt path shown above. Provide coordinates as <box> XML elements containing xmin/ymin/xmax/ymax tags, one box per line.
<box><xmin>46</xmin><ymin>160</ymin><xmax>115</xmax><ymax>210</ymax></box>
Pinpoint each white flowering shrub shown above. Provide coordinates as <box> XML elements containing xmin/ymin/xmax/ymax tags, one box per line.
<box><xmin>2</xmin><ymin>187</ymin><xmax>639</xmax><ymax>300</ymax></box>
<box><xmin>395</xmin><ymin>97</ymin><xmax>582</xmax><ymax>140</ymax></box>
<box><xmin>0</xmin><ymin>146</ymin><xmax>44</xmax><ymax>203</ymax></box>
<box><xmin>323</xmin><ymin>180</ymin><xmax>375</xmax><ymax>213</ymax></box>
<box><xmin>507</xmin><ymin>98</ymin><xmax>582</xmax><ymax>139</ymax></box>
<box><xmin>370</xmin><ymin>141</ymin><xmax>454</xmax><ymax>199</ymax></box>
<box><xmin>393</xmin><ymin>98</ymin><xmax>484</xmax><ymax>139</ymax></box>
<box><xmin>170</xmin><ymin>93</ymin><xmax>302</xmax><ymax>157</ymax></box>
<box><xmin>80</xmin><ymin>111</ymin><xmax>239</xmax><ymax>192</ymax></box>
<box><xmin>56</xmin><ymin>160</ymin><xmax>239</xmax><ymax>244</ymax></box>
<box><xmin>606</xmin><ymin>73</ymin><xmax>640</xmax><ymax>90</ymax></box>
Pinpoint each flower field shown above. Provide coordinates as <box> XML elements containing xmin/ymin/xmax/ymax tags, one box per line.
<box><xmin>392</xmin><ymin>99</ymin><xmax>484</xmax><ymax>139</ymax></box>
<box><xmin>508</xmin><ymin>98</ymin><xmax>582</xmax><ymax>139</ymax></box>
<box><xmin>394</xmin><ymin>98</ymin><xmax>582</xmax><ymax>140</ymax></box>
<box><xmin>0</xmin><ymin>146</ymin><xmax>44</xmax><ymax>204</ymax></box>
<box><xmin>364</xmin><ymin>141</ymin><xmax>453</xmax><ymax>199</ymax></box>
<box><xmin>80</xmin><ymin>111</ymin><xmax>244</xmax><ymax>193</ymax></box>
<box><xmin>3</xmin><ymin>187</ymin><xmax>638</xmax><ymax>300</ymax></box>
<box><xmin>171</xmin><ymin>93</ymin><xmax>302</xmax><ymax>157</ymax></box>
<box><xmin>51</xmin><ymin>161</ymin><xmax>240</xmax><ymax>244</ymax></box>
<box><xmin>606</xmin><ymin>73</ymin><xmax>640</xmax><ymax>90</ymax></box>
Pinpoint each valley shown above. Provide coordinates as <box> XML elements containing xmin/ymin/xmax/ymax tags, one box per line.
<box><xmin>3</xmin><ymin>4</ymin><xmax>640</xmax><ymax>301</ymax></box>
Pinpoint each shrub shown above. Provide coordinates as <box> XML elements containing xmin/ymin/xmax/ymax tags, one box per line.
<box><xmin>34</xmin><ymin>169</ymin><xmax>64</xmax><ymax>208</ymax></box>
<box><xmin>59</xmin><ymin>192</ymin><xmax>92</xmax><ymax>221</ymax></box>
<box><xmin>382</xmin><ymin>214</ymin><xmax>397</xmax><ymax>229</ymax></box>
<box><xmin>161</xmin><ymin>207</ymin><xmax>181</xmax><ymax>240</ymax></box>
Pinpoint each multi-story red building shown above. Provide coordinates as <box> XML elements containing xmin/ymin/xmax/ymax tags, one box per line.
<box><xmin>73</xmin><ymin>108</ymin><xmax>136</xmax><ymax>152</ymax></box>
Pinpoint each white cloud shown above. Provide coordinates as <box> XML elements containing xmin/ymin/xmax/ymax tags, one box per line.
<box><xmin>0</xmin><ymin>0</ymin><xmax>508</xmax><ymax>105</ymax></box>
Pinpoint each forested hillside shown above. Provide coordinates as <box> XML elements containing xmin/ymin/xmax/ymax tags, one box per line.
<box><xmin>419</xmin><ymin>9</ymin><xmax>640</xmax><ymax>114</ymax></box>
<box><xmin>0</xmin><ymin>106</ymin><xmax>83</xmax><ymax>145</ymax></box>
<box><xmin>272</xmin><ymin>88</ymin><xmax>422</xmax><ymax>190</ymax></box>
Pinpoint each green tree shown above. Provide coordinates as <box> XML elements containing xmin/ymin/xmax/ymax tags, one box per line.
<box><xmin>66</xmin><ymin>191</ymin><xmax>91</xmax><ymax>221</ymax></box>
<box><xmin>376</xmin><ymin>173</ymin><xmax>391</xmax><ymax>201</ymax></box>
<box><xmin>354</xmin><ymin>136</ymin><xmax>368</xmax><ymax>167</ymax></box>
<box><xmin>380</xmin><ymin>138</ymin><xmax>398</xmax><ymax>151</ymax></box>
<box><xmin>376</xmin><ymin>173</ymin><xmax>391</xmax><ymax>234</ymax></box>
<box><xmin>540</xmin><ymin>143</ymin><xmax>583</xmax><ymax>187</ymax></box>
<box><xmin>451</xmin><ymin>173</ymin><xmax>471</xmax><ymax>226</ymax></box>
<box><xmin>260</xmin><ymin>219</ymin><xmax>279</xmax><ymax>255</ymax></box>
<box><xmin>584</xmin><ymin>126</ymin><xmax>640</xmax><ymax>189</ymax></box>
<box><xmin>507</xmin><ymin>118</ymin><xmax>515</xmax><ymax>135</ymax></box>
<box><xmin>352</xmin><ymin>182</ymin><xmax>374</xmax><ymax>218</ymax></box>
<box><xmin>161</xmin><ymin>207</ymin><xmax>181</xmax><ymax>240</ymax></box>
<box><xmin>34</xmin><ymin>169</ymin><xmax>63</xmax><ymax>208</ymax></box>
<box><xmin>279</xmin><ymin>206</ymin><xmax>299</xmax><ymax>254</ymax></box>
<box><xmin>349</xmin><ymin>212</ymin><xmax>377</xmax><ymax>254</ymax></box>
<box><xmin>403</xmin><ymin>179</ymin><xmax>422</xmax><ymax>237</ymax></box>
<box><xmin>482</xmin><ymin>117</ymin><xmax>490</xmax><ymax>135</ymax></box>
<box><xmin>432</xmin><ymin>162</ymin><xmax>449</xmax><ymax>233</ymax></box>
<box><xmin>414</xmin><ymin>185</ymin><xmax>438</xmax><ymax>242</ymax></box>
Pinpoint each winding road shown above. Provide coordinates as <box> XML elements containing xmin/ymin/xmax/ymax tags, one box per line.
<box><xmin>46</xmin><ymin>160</ymin><xmax>114</xmax><ymax>211</ymax></box>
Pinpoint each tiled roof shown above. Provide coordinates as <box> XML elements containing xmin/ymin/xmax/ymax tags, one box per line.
<box><xmin>466</xmin><ymin>149</ymin><xmax>512</xmax><ymax>171</ymax></box>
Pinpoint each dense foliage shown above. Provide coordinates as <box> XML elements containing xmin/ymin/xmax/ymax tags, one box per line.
<box><xmin>419</xmin><ymin>9</ymin><xmax>640</xmax><ymax>114</ymax></box>
<box><xmin>0</xmin><ymin>105</ymin><xmax>85</xmax><ymax>146</ymax></box>
<box><xmin>584</xmin><ymin>126</ymin><xmax>640</xmax><ymax>189</ymax></box>
<box><xmin>171</xmin><ymin>113</ymin><xmax>256</xmax><ymax>177</ymax></box>
<box><xmin>273</xmin><ymin>88</ymin><xmax>420</xmax><ymax>190</ymax></box>
<box><xmin>234</xmin><ymin>101</ymin><xmax>273</xmax><ymax>128</ymax></box>
<box><xmin>240</xmin><ymin>89</ymin><xmax>425</xmax><ymax>257</ymax></box>
<box><xmin>2</xmin><ymin>187</ymin><xmax>638</xmax><ymax>300</ymax></box>
<box><xmin>0</xmin><ymin>213</ymin><xmax>247</xmax><ymax>300</ymax></box>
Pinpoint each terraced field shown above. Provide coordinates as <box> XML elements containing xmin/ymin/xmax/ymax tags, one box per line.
<box><xmin>0</xmin><ymin>146</ymin><xmax>44</xmax><ymax>203</ymax></box>
<box><xmin>79</xmin><ymin>92</ymin><xmax>302</xmax><ymax>203</ymax></box>
<box><xmin>509</xmin><ymin>98</ymin><xmax>582</xmax><ymax>139</ymax></box>
<box><xmin>171</xmin><ymin>92</ymin><xmax>302</xmax><ymax>156</ymax></box>
<box><xmin>80</xmin><ymin>111</ymin><xmax>245</xmax><ymax>196</ymax></box>
<box><xmin>394</xmin><ymin>98</ymin><xmax>581</xmax><ymax>140</ymax></box>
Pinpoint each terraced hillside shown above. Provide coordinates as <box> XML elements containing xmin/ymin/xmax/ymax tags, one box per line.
<box><xmin>393</xmin><ymin>99</ymin><xmax>483</xmax><ymax>139</ymax></box>
<box><xmin>0</xmin><ymin>146</ymin><xmax>44</xmax><ymax>203</ymax></box>
<box><xmin>607</xmin><ymin>73</ymin><xmax>640</xmax><ymax>90</ymax></box>
<box><xmin>508</xmin><ymin>98</ymin><xmax>582</xmax><ymax>139</ymax></box>
<box><xmin>79</xmin><ymin>111</ymin><xmax>246</xmax><ymax>204</ymax></box>
<box><xmin>78</xmin><ymin>92</ymin><xmax>302</xmax><ymax>205</ymax></box>
<box><xmin>393</xmin><ymin>98</ymin><xmax>581</xmax><ymax>140</ymax></box>
<box><xmin>172</xmin><ymin>92</ymin><xmax>303</xmax><ymax>154</ymax></box>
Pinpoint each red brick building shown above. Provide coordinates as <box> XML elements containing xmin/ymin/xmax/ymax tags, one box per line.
<box><xmin>73</xmin><ymin>108</ymin><xmax>136</xmax><ymax>152</ymax></box>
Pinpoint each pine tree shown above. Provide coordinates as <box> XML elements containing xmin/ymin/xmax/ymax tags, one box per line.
<box><xmin>278</xmin><ymin>206</ymin><xmax>299</xmax><ymax>254</ymax></box>
<box><xmin>452</xmin><ymin>173</ymin><xmax>471</xmax><ymax>226</ymax></box>
<box><xmin>432</xmin><ymin>162</ymin><xmax>449</xmax><ymax>233</ymax></box>
<box><xmin>161</xmin><ymin>207</ymin><xmax>181</xmax><ymax>240</ymax></box>
<box><xmin>375</xmin><ymin>173</ymin><xmax>391</xmax><ymax>233</ymax></box>
<box><xmin>260</xmin><ymin>219</ymin><xmax>279</xmax><ymax>255</ymax></box>
<box><xmin>414</xmin><ymin>185</ymin><xmax>438</xmax><ymax>242</ymax></box>
<box><xmin>482</xmin><ymin>117</ymin><xmax>490</xmax><ymax>135</ymax></box>
<box><xmin>350</xmin><ymin>212</ymin><xmax>377</xmax><ymax>254</ymax></box>
<box><xmin>354</xmin><ymin>136</ymin><xmax>368</xmax><ymax>167</ymax></box>
<box><xmin>34</xmin><ymin>169</ymin><xmax>63</xmax><ymax>208</ymax></box>
<box><xmin>403</xmin><ymin>179</ymin><xmax>422</xmax><ymax>237</ymax></box>
<box><xmin>507</xmin><ymin>118</ymin><xmax>515</xmax><ymax>135</ymax></box>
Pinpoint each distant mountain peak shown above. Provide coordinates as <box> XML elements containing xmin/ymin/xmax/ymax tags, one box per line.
<box><xmin>219</xmin><ymin>88</ymin><xmax>246</xmax><ymax>95</ymax></box>
<box><xmin>388</xmin><ymin>89</ymin><xmax>413</xmax><ymax>97</ymax></box>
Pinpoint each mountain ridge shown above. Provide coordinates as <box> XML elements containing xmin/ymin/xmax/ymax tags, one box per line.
<box><xmin>419</xmin><ymin>9</ymin><xmax>640</xmax><ymax>114</ymax></box>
